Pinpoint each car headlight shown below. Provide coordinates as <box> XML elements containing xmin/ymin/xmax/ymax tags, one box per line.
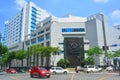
<box><xmin>41</xmin><ymin>71</ymin><xmax>45</xmax><ymax>73</ymax></box>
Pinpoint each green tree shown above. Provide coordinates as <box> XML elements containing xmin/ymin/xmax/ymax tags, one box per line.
<box><xmin>15</xmin><ymin>50</ymin><xmax>27</xmax><ymax>67</ymax></box>
<box><xmin>44</xmin><ymin>46</ymin><xmax>52</xmax><ymax>66</ymax></box>
<box><xmin>26</xmin><ymin>46</ymin><xmax>34</xmax><ymax>67</ymax></box>
<box><xmin>51</xmin><ymin>47</ymin><xmax>60</xmax><ymax>66</ymax></box>
<box><xmin>2</xmin><ymin>51</ymin><xmax>16</xmax><ymax>68</ymax></box>
<box><xmin>82</xmin><ymin>57</ymin><xmax>95</xmax><ymax>65</ymax></box>
<box><xmin>57</xmin><ymin>59</ymin><xmax>70</xmax><ymax>68</ymax></box>
<box><xmin>0</xmin><ymin>43</ymin><xmax>8</xmax><ymax>56</ymax></box>
<box><xmin>37</xmin><ymin>45</ymin><xmax>45</xmax><ymax>66</ymax></box>
<box><xmin>111</xmin><ymin>49</ymin><xmax>120</xmax><ymax>57</ymax></box>
<box><xmin>15</xmin><ymin>50</ymin><xmax>27</xmax><ymax>60</ymax></box>
<box><xmin>86</xmin><ymin>46</ymin><xmax>103</xmax><ymax>57</ymax></box>
<box><xmin>84</xmin><ymin>46</ymin><xmax>103</xmax><ymax>65</ymax></box>
<box><xmin>31</xmin><ymin>45</ymin><xmax>40</xmax><ymax>66</ymax></box>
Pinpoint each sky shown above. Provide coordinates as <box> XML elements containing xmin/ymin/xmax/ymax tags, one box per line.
<box><xmin>0</xmin><ymin>0</ymin><xmax>120</xmax><ymax>34</ymax></box>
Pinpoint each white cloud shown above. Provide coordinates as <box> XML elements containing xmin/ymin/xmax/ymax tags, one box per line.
<box><xmin>111</xmin><ymin>10</ymin><xmax>120</xmax><ymax>18</ymax></box>
<box><xmin>15</xmin><ymin>0</ymin><xmax>27</xmax><ymax>10</ymax></box>
<box><xmin>94</xmin><ymin>0</ymin><xmax>109</xmax><ymax>3</ymax></box>
<box><xmin>113</xmin><ymin>22</ymin><xmax>120</xmax><ymax>26</ymax></box>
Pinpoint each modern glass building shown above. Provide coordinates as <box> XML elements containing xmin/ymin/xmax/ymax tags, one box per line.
<box><xmin>4</xmin><ymin>2</ymin><xmax>49</xmax><ymax>47</ymax></box>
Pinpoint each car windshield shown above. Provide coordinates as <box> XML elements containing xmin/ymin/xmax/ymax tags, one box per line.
<box><xmin>40</xmin><ymin>68</ymin><xmax>46</xmax><ymax>70</ymax></box>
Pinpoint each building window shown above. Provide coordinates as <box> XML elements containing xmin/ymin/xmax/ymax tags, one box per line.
<box><xmin>62</xmin><ymin>28</ymin><xmax>85</xmax><ymax>32</ymax></box>
<box><xmin>31</xmin><ymin>38</ymin><xmax>36</xmax><ymax>44</ymax></box>
<box><xmin>46</xmin><ymin>41</ymin><xmax>50</xmax><ymax>46</ymax></box>
<box><xmin>32</xmin><ymin>7</ymin><xmax>37</xmax><ymax>11</ymax></box>
<box><xmin>38</xmin><ymin>30</ymin><xmax>44</xmax><ymax>35</ymax></box>
<box><xmin>46</xmin><ymin>27</ymin><xmax>50</xmax><ymax>32</ymax></box>
<box><xmin>38</xmin><ymin>36</ymin><xmax>44</xmax><ymax>42</ymax></box>
<box><xmin>25</xmin><ymin>41</ymin><xmax>30</xmax><ymax>46</ymax></box>
<box><xmin>31</xmin><ymin>34</ymin><xmax>36</xmax><ymax>37</ymax></box>
<box><xmin>46</xmin><ymin>33</ymin><xmax>50</xmax><ymax>40</ymax></box>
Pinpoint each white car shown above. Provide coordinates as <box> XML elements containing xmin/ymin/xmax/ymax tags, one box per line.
<box><xmin>84</xmin><ymin>65</ymin><xmax>102</xmax><ymax>73</ymax></box>
<box><xmin>50</xmin><ymin>67</ymin><xmax>69</xmax><ymax>74</ymax></box>
<box><xmin>106</xmin><ymin>66</ymin><xmax>113</xmax><ymax>71</ymax></box>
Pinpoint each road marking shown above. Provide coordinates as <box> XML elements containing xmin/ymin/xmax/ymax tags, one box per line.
<box><xmin>70</xmin><ymin>73</ymin><xmax>75</xmax><ymax>80</ymax></box>
<box><xmin>10</xmin><ymin>76</ymin><xmax>20</xmax><ymax>80</ymax></box>
<box><xmin>98</xmin><ymin>74</ymin><xmax>113</xmax><ymax>80</ymax></box>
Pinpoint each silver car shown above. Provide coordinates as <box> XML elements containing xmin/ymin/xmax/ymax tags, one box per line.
<box><xmin>50</xmin><ymin>67</ymin><xmax>68</xmax><ymax>74</ymax></box>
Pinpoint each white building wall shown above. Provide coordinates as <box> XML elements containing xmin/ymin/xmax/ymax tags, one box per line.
<box><xmin>86</xmin><ymin>13</ymin><xmax>120</xmax><ymax>66</ymax></box>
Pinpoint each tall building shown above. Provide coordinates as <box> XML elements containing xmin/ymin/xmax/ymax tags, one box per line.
<box><xmin>4</xmin><ymin>2</ymin><xmax>49</xmax><ymax>47</ymax></box>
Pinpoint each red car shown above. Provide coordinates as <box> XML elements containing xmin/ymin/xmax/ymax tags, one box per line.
<box><xmin>6</xmin><ymin>68</ymin><xmax>16</xmax><ymax>73</ymax></box>
<box><xmin>30</xmin><ymin>66</ymin><xmax>51</xmax><ymax>78</ymax></box>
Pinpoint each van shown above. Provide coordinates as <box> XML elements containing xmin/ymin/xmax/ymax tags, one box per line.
<box><xmin>84</xmin><ymin>65</ymin><xmax>100</xmax><ymax>73</ymax></box>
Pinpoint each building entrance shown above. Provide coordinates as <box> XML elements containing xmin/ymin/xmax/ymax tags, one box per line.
<box><xmin>64</xmin><ymin>37</ymin><xmax>84</xmax><ymax>67</ymax></box>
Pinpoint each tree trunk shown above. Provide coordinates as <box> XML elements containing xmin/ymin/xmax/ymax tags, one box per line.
<box><xmin>41</xmin><ymin>55</ymin><xmax>44</xmax><ymax>66</ymax></box>
<box><xmin>46</xmin><ymin>56</ymin><xmax>50</xmax><ymax>66</ymax></box>
<box><xmin>21</xmin><ymin>59</ymin><xmax>23</xmax><ymax>67</ymax></box>
<box><xmin>36</xmin><ymin>54</ymin><xmax>39</xmax><ymax>66</ymax></box>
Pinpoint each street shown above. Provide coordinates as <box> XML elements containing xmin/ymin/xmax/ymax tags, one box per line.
<box><xmin>0</xmin><ymin>71</ymin><xmax>120</xmax><ymax>80</ymax></box>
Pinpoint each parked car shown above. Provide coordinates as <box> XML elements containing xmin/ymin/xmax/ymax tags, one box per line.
<box><xmin>106</xmin><ymin>66</ymin><xmax>113</xmax><ymax>71</ymax></box>
<box><xmin>30</xmin><ymin>66</ymin><xmax>51</xmax><ymax>78</ymax></box>
<box><xmin>17</xmin><ymin>69</ymin><xmax>25</xmax><ymax>73</ymax></box>
<box><xmin>6</xmin><ymin>68</ymin><xmax>16</xmax><ymax>73</ymax></box>
<box><xmin>50</xmin><ymin>67</ymin><xmax>69</xmax><ymax>74</ymax></box>
<box><xmin>75</xmin><ymin>66</ymin><xmax>84</xmax><ymax>73</ymax></box>
<box><xmin>84</xmin><ymin>65</ymin><xmax>101</xmax><ymax>73</ymax></box>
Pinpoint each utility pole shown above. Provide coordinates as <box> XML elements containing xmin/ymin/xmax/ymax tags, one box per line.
<box><xmin>101</xmin><ymin>14</ymin><xmax>108</xmax><ymax>66</ymax></box>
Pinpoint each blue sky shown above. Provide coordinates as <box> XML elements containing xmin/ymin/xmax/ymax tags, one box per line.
<box><xmin>0</xmin><ymin>0</ymin><xmax>120</xmax><ymax>34</ymax></box>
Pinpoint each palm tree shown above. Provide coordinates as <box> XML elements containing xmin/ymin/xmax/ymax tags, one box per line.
<box><xmin>2</xmin><ymin>51</ymin><xmax>16</xmax><ymax>69</ymax></box>
<box><xmin>27</xmin><ymin>46</ymin><xmax>34</xmax><ymax>67</ymax></box>
<box><xmin>44</xmin><ymin>46</ymin><xmax>52</xmax><ymax>66</ymax></box>
<box><xmin>37</xmin><ymin>45</ymin><xmax>45</xmax><ymax>66</ymax></box>
<box><xmin>30</xmin><ymin>45</ymin><xmax>37</xmax><ymax>66</ymax></box>
<box><xmin>15</xmin><ymin>50</ymin><xmax>27</xmax><ymax>67</ymax></box>
<box><xmin>51</xmin><ymin>47</ymin><xmax>60</xmax><ymax>66</ymax></box>
<box><xmin>32</xmin><ymin>45</ymin><xmax>38</xmax><ymax>66</ymax></box>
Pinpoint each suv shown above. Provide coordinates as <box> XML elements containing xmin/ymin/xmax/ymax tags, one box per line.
<box><xmin>84</xmin><ymin>65</ymin><xmax>101</xmax><ymax>73</ymax></box>
<box><xmin>30</xmin><ymin>66</ymin><xmax>51</xmax><ymax>78</ymax></box>
<box><xmin>50</xmin><ymin>67</ymin><xmax>68</xmax><ymax>74</ymax></box>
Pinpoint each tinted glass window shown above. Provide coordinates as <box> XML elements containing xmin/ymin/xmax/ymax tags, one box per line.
<box><xmin>40</xmin><ymin>68</ymin><xmax>46</xmax><ymax>70</ymax></box>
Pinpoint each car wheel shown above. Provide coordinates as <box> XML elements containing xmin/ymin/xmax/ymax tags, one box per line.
<box><xmin>30</xmin><ymin>74</ymin><xmax>33</xmax><ymax>78</ymax></box>
<box><xmin>53</xmin><ymin>71</ymin><xmax>56</xmax><ymax>74</ymax></box>
<box><xmin>47</xmin><ymin>76</ymin><xmax>50</xmax><ymax>78</ymax></box>
<box><xmin>90</xmin><ymin>70</ymin><xmax>93</xmax><ymax>73</ymax></box>
<box><xmin>64</xmin><ymin>71</ymin><xmax>67</xmax><ymax>74</ymax></box>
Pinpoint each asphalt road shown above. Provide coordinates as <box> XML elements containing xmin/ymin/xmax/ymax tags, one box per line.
<box><xmin>0</xmin><ymin>71</ymin><xmax>120</xmax><ymax>80</ymax></box>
